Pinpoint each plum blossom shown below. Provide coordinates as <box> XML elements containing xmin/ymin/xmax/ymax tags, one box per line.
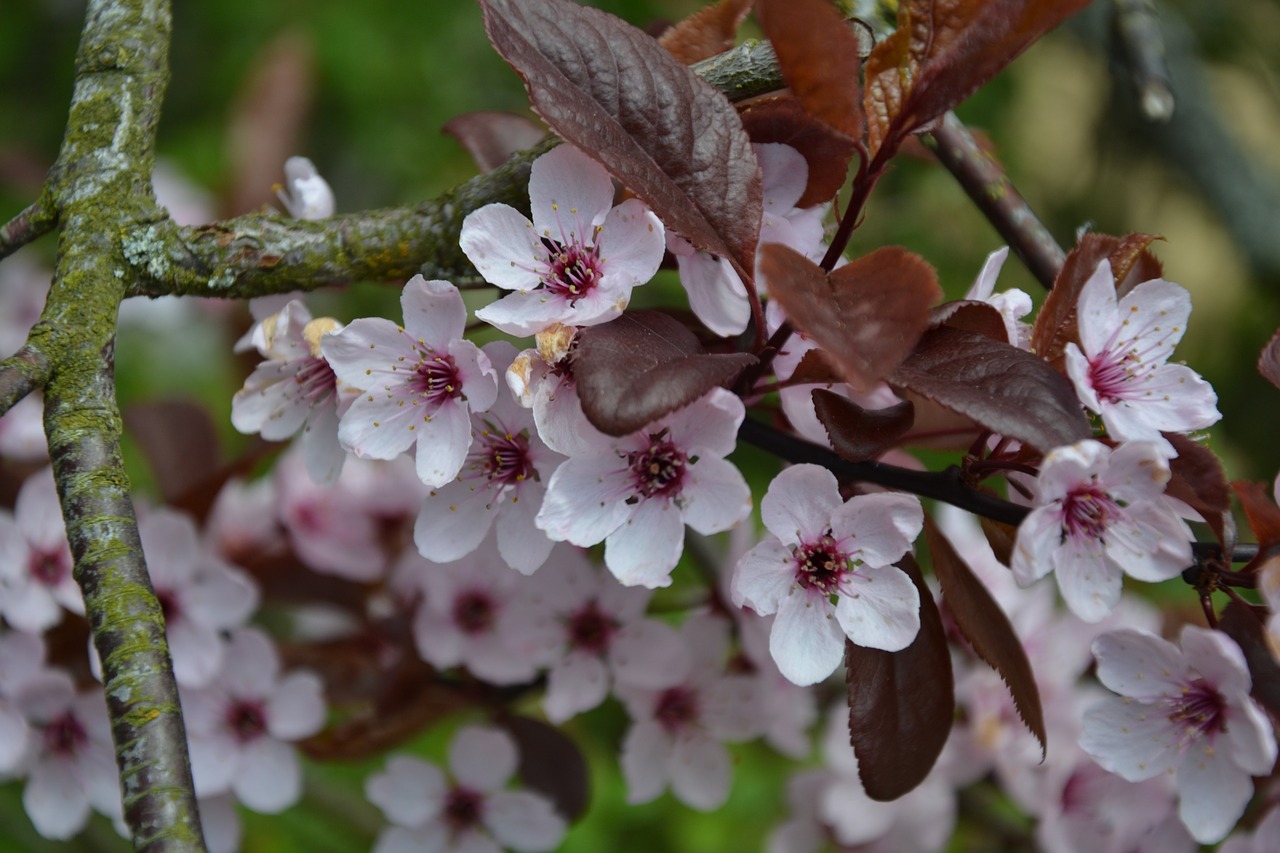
<box><xmin>732</xmin><ymin>464</ymin><xmax>923</xmax><ymax>686</ymax></box>
<box><xmin>138</xmin><ymin>508</ymin><xmax>259</xmax><ymax>687</ymax></box>
<box><xmin>617</xmin><ymin>614</ymin><xmax>763</xmax><ymax>811</ymax></box>
<box><xmin>1064</xmin><ymin>260</ymin><xmax>1220</xmax><ymax>445</ymax></box>
<box><xmin>963</xmin><ymin>246</ymin><xmax>1033</xmax><ymax>349</ymax></box>
<box><xmin>415</xmin><ymin>342</ymin><xmax>563</xmax><ymax>575</ymax></box>
<box><xmin>521</xmin><ymin>547</ymin><xmax>687</xmax><ymax>723</ymax></box>
<box><xmin>460</xmin><ymin>144</ymin><xmax>665</xmax><ymax>336</ymax></box>
<box><xmin>321</xmin><ymin>275</ymin><xmax>498</xmax><ymax>488</ymax></box>
<box><xmin>1079</xmin><ymin>626</ymin><xmax>1277</xmax><ymax>844</ymax></box>
<box><xmin>14</xmin><ymin>671</ymin><xmax>120</xmax><ymax>840</ymax></box>
<box><xmin>366</xmin><ymin>725</ymin><xmax>566</xmax><ymax>853</ymax></box>
<box><xmin>1011</xmin><ymin>439</ymin><xmax>1192</xmax><ymax>622</ymax></box>
<box><xmin>0</xmin><ymin>467</ymin><xmax>83</xmax><ymax>633</ymax></box>
<box><xmin>536</xmin><ymin>388</ymin><xmax>752</xmax><ymax>588</ymax></box>
<box><xmin>0</xmin><ymin>630</ymin><xmax>45</xmax><ymax>773</ymax></box>
<box><xmin>1221</xmin><ymin>807</ymin><xmax>1280</xmax><ymax>853</ymax></box>
<box><xmin>183</xmin><ymin>628</ymin><xmax>326</xmax><ymax>814</ymax></box>
<box><xmin>232</xmin><ymin>299</ymin><xmax>349</xmax><ymax>484</ymax></box>
<box><xmin>275</xmin><ymin>155</ymin><xmax>334</xmax><ymax>220</ymax></box>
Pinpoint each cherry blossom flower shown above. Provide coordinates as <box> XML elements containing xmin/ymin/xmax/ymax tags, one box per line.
<box><xmin>14</xmin><ymin>670</ymin><xmax>120</xmax><ymax>840</ymax></box>
<box><xmin>1221</xmin><ymin>806</ymin><xmax>1280</xmax><ymax>853</ymax></box>
<box><xmin>232</xmin><ymin>299</ymin><xmax>349</xmax><ymax>485</ymax></box>
<box><xmin>137</xmin><ymin>508</ymin><xmax>259</xmax><ymax>687</ymax></box>
<box><xmin>0</xmin><ymin>467</ymin><xmax>83</xmax><ymax>633</ymax></box>
<box><xmin>0</xmin><ymin>393</ymin><xmax>47</xmax><ymax>462</ymax></box>
<box><xmin>365</xmin><ymin>725</ymin><xmax>566</xmax><ymax>853</ymax></box>
<box><xmin>395</xmin><ymin>542</ymin><xmax>555</xmax><ymax>685</ymax></box>
<box><xmin>963</xmin><ymin>246</ymin><xmax>1033</xmax><ymax>349</ymax></box>
<box><xmin>732</xmin><ymin>464</ymin><xmax>923</xmax><ymax>686</ymax></box>
<box><xmin>1011</xmin><ymin>439</ymin><xmax>1192</xmax><ymax>622</ymax></box>
<box><xmin>321</xmin><ymin>275</ymin><xmax>498</xmax><ymax>487</ymax></box>
<box><xmin>521</xmin><ymin>548</ymin><xmax>687</xmax><ymax>723</ymax></box>
<box><xmin>536</xmin><ymin>387</ymin><xmax>752</xmax><ymax>588</ymax></box>
<box><xmin>616</xmin><ymin>614</ymin><xmax>763</xmax><ymax>811</ymax></box>
<box><xmin>183</xmin><ymin>628</ymin><xmax>326</xmax><ymax>814</ymax></box>
<box><xmin>1079</xmin><ymin>626</ymin><xmax>1277</xmax><ymax>844</ymax></box>
<box><xmin>0</xmin><ymin>630</ymin><xmax>45</xmax><ymax>773</ymax></box>
<box><xmin>1064</xmin><ymin>260</ymin><xmax>1220</xmax><ymax>445</ymax></box>
<box><xmin>460</xmin><ymin>144</ymin><xmax>665</xmax><ymax>336</ymax></box>
<box><xmin>415</xmin><ymin>342</ymin><xmax>563</xmax><ymax>575</ymax></box>
<box><xmin>275</xmin><ymin>156</ymin><xmax>334</xmax><ymax>220</ymax></box>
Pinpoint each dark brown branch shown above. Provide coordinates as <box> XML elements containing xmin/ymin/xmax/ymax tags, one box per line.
<box><xmin>1112</xmin><ymin>0</ymin><xmax>1175</xmax><ymax>122</ymax></box>
<box><xmin>0</xmin><ymin>345</ymin><xmax>51</xmax><ymax>415</ymax></box>
<box><xmin>0</xmin><ymin>192</ymin><xmax>56</xmax><ymax>261</ymax></box>
<box><xmin>922</xmin><ymin>113</ymin><xmax>1067</xmax><ymax>290</ymax></box>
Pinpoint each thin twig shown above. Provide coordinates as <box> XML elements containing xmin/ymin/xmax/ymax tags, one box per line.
<box><xmin>922</xmin><ymin>113</ymin><xmax>1067</xmax><ymax>290</ymax></box>
<box><xmin>0</xmin><ymin>192</ymin><xmax>56</xmax><ymax>261</ymax></box>
<box><xmin>1112</xmin><ymin>0</ymin><xmax>1175</xmax><ymax>122</ymax></box>
<box><xmin>0</xmin><ymin>345</ymin><xmax>51</xmax><ymax>415</ymax></box>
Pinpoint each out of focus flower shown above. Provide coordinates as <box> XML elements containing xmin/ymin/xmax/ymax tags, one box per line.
<box><xmin>275</xmin><ymin>156</ymin><xmax>334</xmax><ymax>220</ymax></box>
<box><xmin>0</xmin><ymin>468</ymin><xmax>82</xmax><ymax>633</ymax></box>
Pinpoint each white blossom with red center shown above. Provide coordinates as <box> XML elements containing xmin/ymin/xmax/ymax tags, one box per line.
<box><xmin>0</xmin><ymin>467</ymin><xmax>82</xmax><ymax>633</ymax></box>
<box><xmin>963</xmin><ymin>245</ymin><xmax>1033</xmax><ymax>349</ymax></box>
<box><xmin>1064</xmin><ymin>260</ymin><xmax>1220</xmax><ymax>446</ymax></box>
<box><xmin>137</xmin><ymin>508</ymin><xmax>259</xmax><ymax>687</ymax></box>
<box><xmin>460</xmin><ymin>144</ymin><xmax>665</xmax><ymax>337</ymax></box>
<box><xmin>616</xmin><ymin>614</ymin><xmax>763</xmax><ymax>811</ymax></box>
<box><xmin>536</xmin><ymin>387</ymin><xmax>752</xmax><ymax>589</ymax></box>
<box><xmin>731</xmin><ymin>464</ymin><xmax>924</xmax><ymax>686</ymax></box>
<box><xmin>1011</xmin><ymin>439</ymin><xmax>1192</xmax><ymax>623</ymax></box>
<box><xmin>0</xmin><ymin>630</ymin><xmax>44</xmax><ymax>774</ymax></box>
<box><xmin>12</xmin><ymin>670</ymin><xmax>120</xmax><ymax>840</ymax></box>
<box><xmin>521</xmin><ymin>547</ymin><xmax>688</xmax><ymax>723</ymax></box>
<box><xmin>232</xmin><ymin>299</ymin><xmax>349</xmax><ymax>484</ymax></box>
<box><xmin>365</xmin><ymin>725</ymin><xmax>565</xmax><ymax>853</ymax></box>
<box><xmin>182</xmin><ymin>628</ymin><xmax>326</xmax><ymax>814</ymax></box>
<box><xmin>415</xmin><ymin>342</ymin><xmax>563</xmax><ymax>575</ymax></box>
<box><xmin>1079</xmin><ymin>626</ymin><xmax>1277</xmax><ymax>844</ymax></box>
<box><xmin>320</xmin><ymin>275</ymin><xmax>498</xmax><ymax>488</ymax></box>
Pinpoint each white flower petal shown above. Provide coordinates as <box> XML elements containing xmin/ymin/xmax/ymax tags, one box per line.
<box><xmin>770</xmin><ymin>589</ymin><xmax>844</xmax><ymax>686</ymax></box>
<box><xmin>449</xmin><ymin>725</ymin><xmax>518</xmax><ymax>793</ymax></box>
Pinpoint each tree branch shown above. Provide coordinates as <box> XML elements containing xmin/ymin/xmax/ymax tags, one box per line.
<box><xmin>0</xmin><ymin>345</ymin><xmax>51</xmax><ymax>416</ymax></box>
<box><xmin>0</xmin><ymin>191</ymin><xmax>57</xmax><ymax>261</ymax></box>
<box><xmin>921</xmin><ymin>113</ymin><xmax>1067</xmax><ymax>290</ymax></box>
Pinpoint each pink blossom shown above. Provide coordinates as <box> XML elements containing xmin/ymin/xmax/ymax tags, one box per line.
<box><xmin>732</xmin><ymin>464</ymin><xmax>923</xmax><ymax>686</ymax></box>
<box><xmin>504</xmin><ymin>327</ymin><xmax>599</xmax><ymax>457</ymax></box>
<box><xmin>1011</xmin><ymin>439</ymin><xmax>1192</xmax><ymax>622</ymax></box>
<box><xmin>1221</xmin><ymin>807</ymin><xmax>1280</xmax><ymax>853</ymax></box>
<box><xmin>0</xmin><ymin>467</ymin><xmax>82</xmax><ymax>633</ymax></box>
<box><xmin>536</xmin><ymin>388</ymin><xmax>752</xmax><ymax>588</ymax></box>
<box><xmin>963</xmin><ymin>246</ymin><xmax>1033</xmax><ymax>349</ymax></box>
<box><xmin>1064</xmin><ymin>260</ymin><xmax>1220</xmax><ymax>445</ymax></box>
<box><xmin>617</xmin><ymin>614</ymin><xmax>763</xmax><ymax>811</ymax></box>
<box><xmin>232</xmin><ymin>299</ymin><xmax>349</xmax><ymax>485</ymax></box>
<box><xmin>1079</xmin><ymin>626</ymin><xmax>1277</xmax><ymax>844</ymax></box>
<box><xmin>321</xmin><ymin>275</ymin><xmax>498</xmax><ymax>488</ymax></box>
<box><xmin>365</xmin><ymin>725</ymin><xmax>566</xmax><ymax>853</ymax></box>
<box><xmin>460</xmin><ymin>144</ymin><xmax>665</xmax><ymax>336</ymax></box>
<box><xmin>137</xmin><ymin>508</ymin><xmax>259</xmax><ymax>687</ymax></box>
<box><xmin>415</xmin><ymin>342</ymin><xmax>563</xmax><ymax>575</ymax></box>
<box><xmin>0</xmin><ymin>393</ymin><xmax>47</xmax><ymax>462</ymax></box>
<box><xmin>0</xmin><ymin>630</ymin><xmax>45</xmax><ymax>773</ymax></box>
<box><xmin>275</xmin><ymin>156</ymin><xmax>334</xmax><ymax>220</ymax></box>
<box><xmin>183</xmin><ymin>628</ymin><xmax>326</xmax><ymax>814</ymax></box>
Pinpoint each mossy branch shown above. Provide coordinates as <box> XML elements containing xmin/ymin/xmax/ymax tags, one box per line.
<box><xmin>0</xmin><ymin>191</ymin><xmax>57</xmax><ymax>261</ymax></box>
<box><xmin>0</xmin><ymin>345</ymin><xmax>51</xmax><ymax>416</ymax></box>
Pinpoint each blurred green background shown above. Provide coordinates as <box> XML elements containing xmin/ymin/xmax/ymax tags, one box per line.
<box><xmin>2</xmin><ymin>0</ymin><xmax>1280</xmax><ymax>850</ymax></box>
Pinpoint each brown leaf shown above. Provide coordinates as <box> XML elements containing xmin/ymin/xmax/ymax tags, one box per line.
<box><xmin>757</xmin><ymin>0</ymin><xmax>865</xmax><ymax>141</ymax></box>
<box><xmin>785</xmin><ymin>348</ymin><xmax>842</xmax><ymax>385</ymax></box>
<box><xmin>1259</xmin><ymin>327</ymin><xmax>1280</xmax><ymax>391</ymax></box>
<box><xmin>846</xmin><ymin>554</ymin><xmax>954</xmax><ymax>801</ymax></box>
<box><xmin>501</xmin><ymin>716</ymin><xmax>591</xmax><ymax>821</ymax></box>
<box><xmin>980</xmin><ymin>515</ymin><xmax>1018</xmax><ymax>566</ymax></box>
<box><xmin>813</xmin><ymin>390</ymin><xmax>914</xmax><ymax>462</ymax></box>
<box><xmin>480</xmin><ymin>0</ymin><xmax>762</xmax><ymax>282</ymax></box>
<box><xmin>925</xmin><ymin>514</ymin><xmax>1045</xmax><ymax>757</ymax></box>
<box><xmin>1164</xmin><ymin>434</ymin><xmax>1230</xmax><ymax>544</ymax></box>
<box><xmin>929</xmin><ymin>299</ymin><xmax>1010</xmax><ymax>342</ymax></box>
<box><xmin>442</xmin><ymin>111</ymin><xmax>547</xmax><ymax>173</ymax></box>
<box><xmin>1216</xmin><ymin>600</ymin><xmax>1280</xmax><ymax>721</ymax></box>
<box><xmin>762</xmin><ymin>244</ymin><xmax>941</xmax><ymax>392</ymax></box>
<box><xmin>1234</xmin><ymin>481</ymin><xmax>1280</xmax><ymax>556</ymax></box>
<box><xmin>738</xmin><ymin>94</ymin><xmax>859</xmax><ymax>207</ymax></box>
<box><xmin>658</xmin><ymin>0</ymin><xmax>752</xmax><ymax>65</ymax></box>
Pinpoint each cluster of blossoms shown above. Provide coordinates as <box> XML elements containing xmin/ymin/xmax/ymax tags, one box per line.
<box><xmin>5</xmin><ymin>140</ymin><xmax>1278</xmax><ymax>853</ymax></box>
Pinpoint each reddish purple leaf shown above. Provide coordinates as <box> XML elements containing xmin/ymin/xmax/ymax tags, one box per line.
<box><xmin>762</xmin><ymin>244</ymin><xmax>941</xmax><ymax>392</ymax></box>
<box><xmin>1234</xmin><ymin>481</ymin><xmax>1280</xmax><ymax>562</ymax></box>
<box><xmin>813</xmin><ymin>390</ymin><xmax>914</xmax><ymax>463</ymax></box>
<box><xmin>479</xmin><ymin>0</ymin><xmax>762</xmax><ymax>282</ymax></box>
<box><xmin>442</xmin><ymin>111</ymin><xmax>547</xmax><ymax>173</ymax></box>
<box><xmin>1259</xmin><ymin>327</ymin><xmax>1280</xmax><ymax>391</ymax></box>
<box><xmin>929</xmin><ymin>299</ymin><xmax>1009</xmax><ymax>343</ymax></box>
<box><xmin>1217</xmin><ymin>600</ymin><xmax>1280</xmax><ymax>721</ymax></box>
<box><xmin>739</xmin><ymin>94</ymin><xmax>858</xmax><ymax>207</ymax></box>
<box><xmin>575</xmin><ymin>311</ymin><xmax>756</xmax><ymax>436</ymax></box>
<box><xmin>846</xmin><ymin>554</ymin><xmax>953</xmax><ymax>801</ymax></box>
<box><xmin>890</xmin><ymin>326</ymin><xmax>1091</xmax><ymax>452</ymax></box>
<box><xmin>924</xmin><ymin>514</ymin><xmax>1045</xmax><ymax>757</ymax></box>
<box><xmin>501</xmin><ymin>715</ymin><xmax>590</xmax><ymax>822</ymax></box>
<box><xmin>1164</xmin><ymin>434</ymin><xmax>1230</xmax><ymax>544</ymax></box>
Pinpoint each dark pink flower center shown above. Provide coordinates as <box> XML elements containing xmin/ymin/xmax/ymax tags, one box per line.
<box><xmin>452</xmin><ymin>590</ymin><xmax>495</xmax><ymax>635</ymax></box>
<box><xmin>654</xmin><ymin>685</ymin><xmax>698</xmax><ymax>734</ymax></box>
<box><xmin>1060</xmin><ymin>484</ymin><xmax>1121</xmax><ymax>541</ymax></box>
<box><xmin>226</xmin><ymin>699</ymin><xmax>268</xmax><ymax>743</ymax></box>
<box><xmin>444</xmin><ymin>786</ymin><xmax>485</xmax><ymax>833</ymax></box>
<box><xmin>412</xmin><ymin>352</ymin><xmax>464</xmax><ymax>406</ymax></box>
<box><xmin>41</xmin><ymin>711</ymin><xmax>87</xmax><ymax>756</ymax></box>
<box><xmin>295</xmin><ymin>355</ymin><xmax>337</xmax><ymax>407</ymax></box>
<box><xmin>627</xmin><ymin>433</ymin><xmax>686</xmax><ymax>502</ymax></box>
<box><xmin>1168</xmin><ymin>677</ymin><xmax>1227</xmax><ymax>740</ymax></box>
<box><xmin>469</xmin><ymin>426</ymin><xmax>535</xmax><ymax>490</ymax></box>
<box><xmin>156</xmin><ymin>587</ymin><xmax>181</xmax><ymax>623</ymax></box>
<box><xmin>794</xmin><ymin>533</ymin><xmax>852</xmax><ymax>595</ymax></box>
<box><xmin>28</xmin><ymin>548</ymin><xmax>69</xmax><ymax>588</ymax></box>
<box><xmin>566</xmin><ymin>600</ymin><xmax>619</xmax><ymax>655</ymax></box>
<box><xmin>541</xmin><ymin>238</ymin><xmax>603</xmax><ymax>304</ymax></box>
